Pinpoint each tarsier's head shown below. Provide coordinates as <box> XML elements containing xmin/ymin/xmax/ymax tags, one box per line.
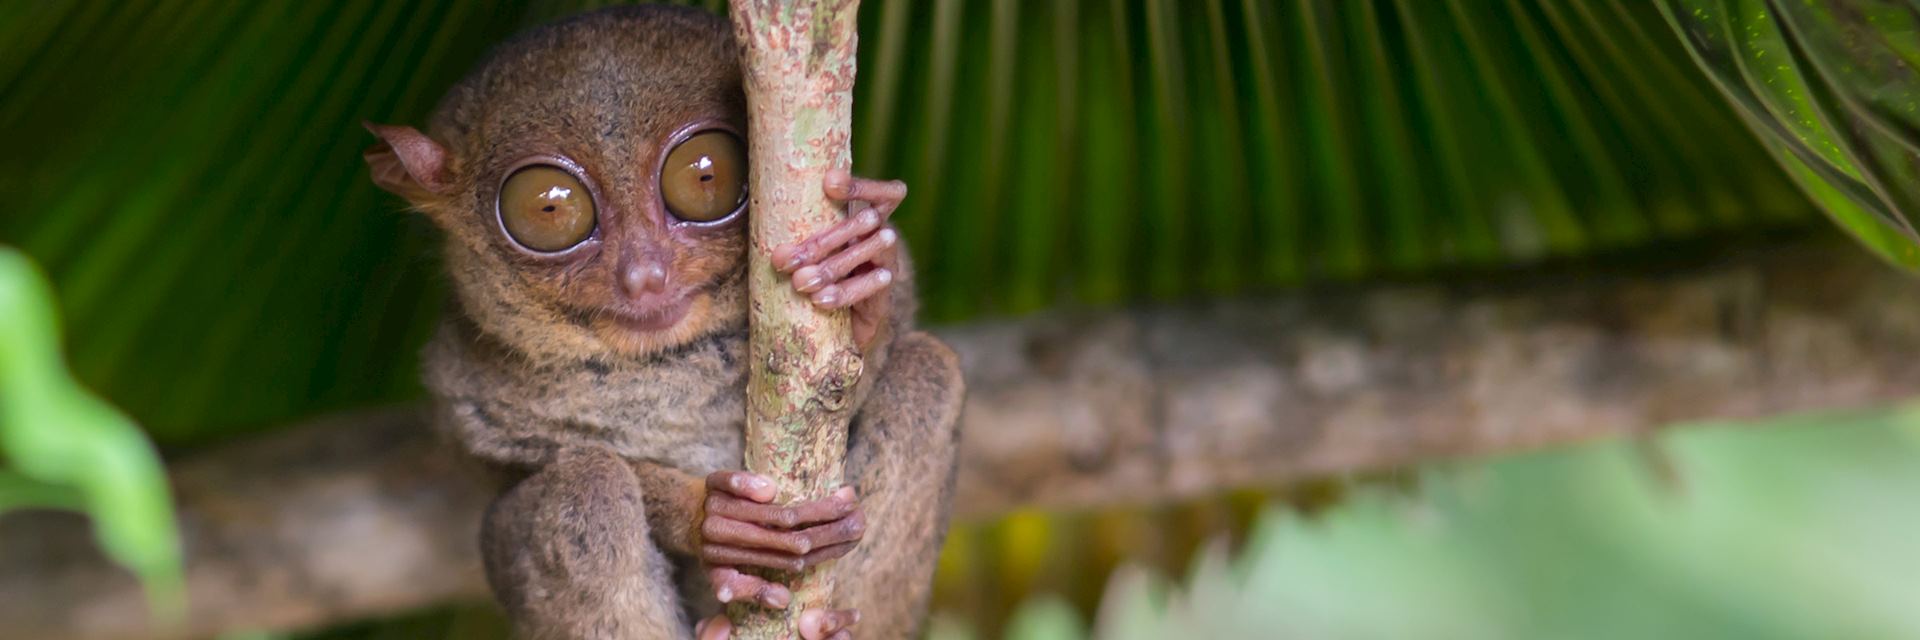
<box><xmin>365</xmin><ymin>5</ymin><xmax>747</xmax><ymax>360</ymax></box>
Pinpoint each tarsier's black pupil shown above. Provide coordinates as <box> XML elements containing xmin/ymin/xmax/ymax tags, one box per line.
<box><xmin>542</xmin><ymin>205</ymin><xmax>556</xmax><ymax>212</ymax></box>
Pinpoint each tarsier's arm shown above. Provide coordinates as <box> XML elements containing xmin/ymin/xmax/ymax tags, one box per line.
<box><xmin>692</xmin><ymin>172</ymin><xmax>963</xmax><ymax>640</ymax></box>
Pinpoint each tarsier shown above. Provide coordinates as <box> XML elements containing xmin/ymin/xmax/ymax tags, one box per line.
<box><xmin>363</xmin><ymin>6</ymin><xmax>962</xmax><ymax>639</ymax></box>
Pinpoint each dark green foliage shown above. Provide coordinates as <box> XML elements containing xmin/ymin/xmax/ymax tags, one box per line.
<box><xmin>0</xmin><ymin>0</ymin><xmax>1811</xmax><ymax>451</ymax></box>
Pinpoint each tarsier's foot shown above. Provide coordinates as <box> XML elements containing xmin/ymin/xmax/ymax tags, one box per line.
<box><xmin>698</xmin><ymin>470</ymin><xmax>867</xmax><ymax>638</ymax></box>
<box><xmin>771</xmin><ymin>169</ymin><xmax>908</xmax><ymax>348</ymax></box>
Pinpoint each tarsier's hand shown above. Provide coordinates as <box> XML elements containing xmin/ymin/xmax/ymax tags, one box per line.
<box><xmin>696</xmin><ymin>470</ymin><xmax>865</xmax><ymax>640</ymax></box>
<box><xmin>771</xmin><ymin>170</ymin><xmax>909</xmax><ymax>349</ymax></box>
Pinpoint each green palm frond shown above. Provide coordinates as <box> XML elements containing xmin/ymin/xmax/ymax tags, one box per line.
<box><xmin>0</xmin><ymin>0</ymin><xmax>1813</xmax><ymax>450</ymax></box>
<box><xmin>1659</xmin><ymin>0</ymin><xmax>1920</xmax><ymax>268</ymax></box>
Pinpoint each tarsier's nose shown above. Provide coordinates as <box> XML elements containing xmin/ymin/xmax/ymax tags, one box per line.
<box><xmin>619</xmin><ymin>258</ymin><xmax>669</xmax><ymax>299</ymax></box>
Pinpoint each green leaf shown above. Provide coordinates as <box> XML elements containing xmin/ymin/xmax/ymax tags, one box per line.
<box><xmin>0</xmin><ymin>247</ymin><xmax>182</xmax><ymax>619</ymax></box>
<box><xmin>1658</xmin><ymin>0</ymin><xmax>1920</xmax><ymax>268</ymax></box>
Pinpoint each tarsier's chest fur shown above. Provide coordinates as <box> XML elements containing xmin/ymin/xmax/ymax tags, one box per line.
<box><xmin>424</xmin><ymin>315</ymin><xmax>749</xmax><ymax>476</ymax></box>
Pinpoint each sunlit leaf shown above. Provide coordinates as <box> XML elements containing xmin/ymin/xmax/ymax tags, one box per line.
<box><xmin>0</xmin><ymin>248</ymin><xmax>181</xmax><ymax>617</ymax></box>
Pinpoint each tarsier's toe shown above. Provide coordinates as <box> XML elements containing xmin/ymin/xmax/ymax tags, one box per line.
<box><xmin>824</xmin><ymin>169</ymin><xmax>908</xmax><ymax>209</ymax></box>
<box><xmin>696</xmin><ymin>614</ymin><xmax>733</xmax><ymax>640</ymax></box>
<box><xmin>799</xmin><ymin>608</ymin><xmax>860</xmax><ymax>640</ymax></box>
<box><xmin>706</xmin><ymin>470</ymin><xmax>777</xmax><ymax>503</ymax></box>
<box><xmin>774</xmin><ymin>208</ymin><xmax>882</xmax><ymax>274</ymax></box>
<box><xmin>811</xmin><ymin>268</ymin><xmax>891</xmax><ymax>309</ymax></box>
<box><xmin>709</xmin><ymin>566</ymin><xmax>791</xmax><ymax>608</ymax></box>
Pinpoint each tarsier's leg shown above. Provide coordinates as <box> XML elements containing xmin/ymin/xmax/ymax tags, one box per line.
<box><xmin>828</xmin><ymin>331</ymin><xmax>966</xmax><ymax>638</ymax></box>
<box><xmin>483</xmin><ymin>447</ymin><xmax>690</xmax><ymax>640</ymax></box>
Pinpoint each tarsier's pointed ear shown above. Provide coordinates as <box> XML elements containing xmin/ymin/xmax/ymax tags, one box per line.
<box><xmin>363</xmin><ymin>122</ymin><xmax>452</xmax><ymax>203</ymax></box>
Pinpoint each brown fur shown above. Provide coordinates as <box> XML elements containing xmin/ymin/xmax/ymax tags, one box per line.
<box><xmin>365</xmin><ymin>5</ymin><xmax>961</xmax><ymax>639</ymax></box>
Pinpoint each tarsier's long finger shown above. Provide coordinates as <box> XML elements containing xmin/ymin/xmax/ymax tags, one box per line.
<box><xmin>706</xmin><ymin>471</ymin><xmax>777</xmax><ymax>503</ymax></box>
<box><xmin>849</xmin><ymin>232</ymin><xmax>898</xmax><ymax>346</ymax></box>
<box><xmin>709</xmin><ymin>566</ymin><xmax>792</xmax><ymax>608</ymax></box>
<box><xmin>696</xmin><ymin>614</ymin><xmax>733</xmax><ymax>640</ymax></box>
<box><xmin>812</xmin><ymin>268</ymin><xmax>893</xmax><ymax>310</ymax></box>
<box><xmin>706</xmin><ymin>486</ymin><xmax>858</xmax><ymax>528</ymax></box>
<box><xmin>703</xmin><ymin>543</ymin><xmax>806</xmax><ymax>572</ymax></box>
<box><xmin>798</xmin><ymin>608</ymin><xmax>861</xmax><ymax>640</ymax></box>
<box><xmin>788</xmin><ymin>508</ymin><xmax>865</xmax><ymax>550</ymax></box>
<box><xmin>825</xmin><ymin>169</ymin><xmax>908</xmax><ymax>213</ymax></box>
<box><xmin>701</xmin><ymin>540</ymin><xmax>855</xmax><ymax>572</ymax></box>
<box><xmin>703</xmin><ymin>512</ymin><xmax>863</xmax><ymax>556</ymax></box>
<box><xmin>704</xmin><ymin>514</ymin><xmax>816</xmax><ymax>554</ymax></box>
<box><xmin>793</xmin><ymin>227</ymin><xmax>897</xmax><ymax>294</ymax></box>
<box><xmin>773</xmin><ymin>208</ymin><xmax>882</xmax><ymax>272</ymax></box>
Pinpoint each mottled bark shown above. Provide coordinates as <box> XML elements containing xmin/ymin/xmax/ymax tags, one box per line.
<box><xmin>729</xmin><ymin>1</ymin><xmax>864</xmax><ymax>637</ymax></box>
<box><xmin>3</xmin><ymin>242</ymin><xmax>1918</xmax><ymax>640</ymax></box>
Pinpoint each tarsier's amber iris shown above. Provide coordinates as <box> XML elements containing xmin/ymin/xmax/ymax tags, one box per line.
<box><xmin>499</xmin><ymin>165</ymin><xmax>597</xmax><ymax>252</ymax></box>
<box><xmin>661</xmin><ymin>131</ymin><xmax>746</xmax><ymax>223</ymax></box>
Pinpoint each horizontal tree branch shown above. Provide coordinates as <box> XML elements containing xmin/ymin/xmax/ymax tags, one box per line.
<box><xmin>5</xmin><ymin>241</ymin><xmax>1918</xmax><ymax>639</ymax></box>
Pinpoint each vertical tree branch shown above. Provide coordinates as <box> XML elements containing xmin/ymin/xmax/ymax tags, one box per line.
<box><xmin>729</xmin><ymin>1</ymin><xmax>863</xmax><ymax>638</ymax></box>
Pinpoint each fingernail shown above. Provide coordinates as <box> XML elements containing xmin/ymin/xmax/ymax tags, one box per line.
<box><xmin>717</xmin><ymin>586</ymin><xmax>734</xmax><ymax>603</ymax></box>
<box><xmin>860</xmin><ymin>209</ymin><xmax>879</xmax><ymax>225</ymax></box>
<box><xmin>748</xmin><ymin>475</ymin><xmax>772</xmax><ymax>492</ymax></box>
<box><xmin>815</xmin><ymin>289</ymin><xmax>838</xmax><ymax>306</ymax></box>
<box><xmin>834</xmin><ymin>486</ymin><xmax>856</xmax><ymax>501</ymax></box>
<box><xmin>776</xmin><ymin>247</ymin><xmax>803</xmax><ymax>270</ymax></box>
<box><xmin>763</xmin><ymin>587</ymin><xmax>791</xmax><ymax>609</ymax></box>
<box><xmin>799</xmin><ymin>609</ymin><xmax>825</xmax><ymax>633</ymax></box>
<box><xmin>795</xmin><ymin>266</ymin><xmax>823</xmax><ymax>291</ymax></box>
<box><xmin>875</xmin><ymin>269</ymin><xmax>892</xmax><ymax>284</ymax></box>
<box><xmin>878</xmin><ymin>228</ymin><xmax>896</xmax><ymax>245</ymax></box>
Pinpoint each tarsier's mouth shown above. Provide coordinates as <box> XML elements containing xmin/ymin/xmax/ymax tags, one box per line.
<box><xmin>574</xmin><ymin>296</ymin><xmax>694</xmax><ymax>334</ymax></box>
<box><xmin>605</xmin><ymin>300</ymin><xmax>692</xmax><ymax>332</ymax></box>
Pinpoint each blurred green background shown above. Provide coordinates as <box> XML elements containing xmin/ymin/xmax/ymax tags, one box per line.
<box><xmin>6</xmin><ymin>0</ymin><xmax>1920</xmax><ymax>637</ymax></box>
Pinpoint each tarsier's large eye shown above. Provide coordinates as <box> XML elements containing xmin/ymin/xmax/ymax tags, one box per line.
<box><xmin>499</xmin><ymin>165</ymin><xmax>597</xmax><ymax>252</ymax></box>
<box><xmin>661</xmin><ymin>131</ymin><xmax>746</xmax><ymax>223</ymax></box>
